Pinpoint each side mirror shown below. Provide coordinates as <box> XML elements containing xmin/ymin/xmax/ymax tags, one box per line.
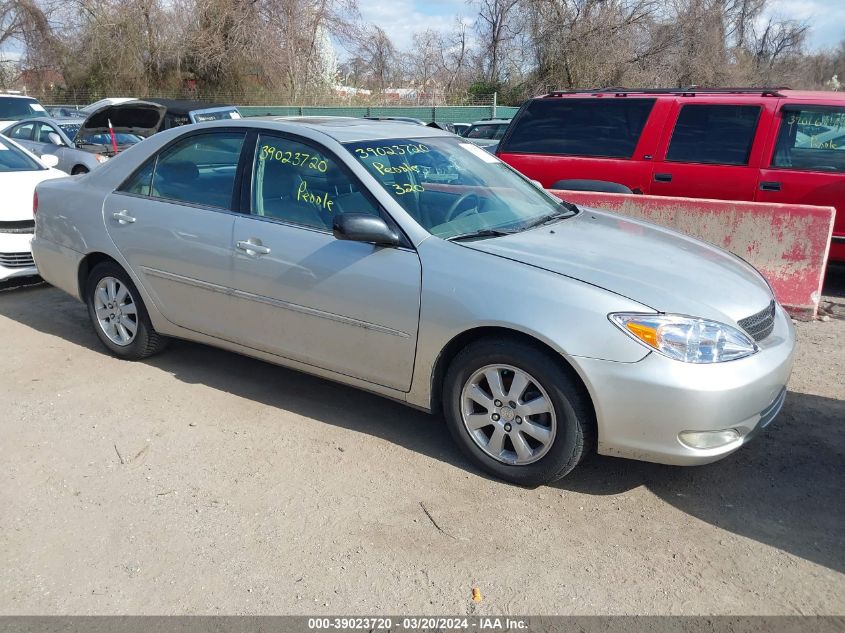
<box><xmin>40</xmin><ymin>154</ymin><xmax>59</xmax><ymax>168</ymax></box>
<box><xmin>332</xmin><ymin>213</ymin><xmax>401</xmax><ymax>247</ymax></box>
<box><xmin>47</xmin><ymin>132</ymin><xmax>64</xmax><ymax>146</ymax></box>
<box><xmin>530</xmin><ymin>179</ymin><xmax>543</xmax><ymax>189</ymax></box>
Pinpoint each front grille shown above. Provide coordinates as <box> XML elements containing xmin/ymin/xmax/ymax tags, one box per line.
<box><xmin>0</xmin><ymin>220</ymin><xmax>35</xmax><ymax>234</ymax></box>
<box><xmin>738</xmin><ymin>300</ymin><xmax>776</xmax><ymax>342</ymax></box>
<box><xmin>0</xmin><ymin>252</ymin><xmax>35</xmax><ymax>268</ymax></box>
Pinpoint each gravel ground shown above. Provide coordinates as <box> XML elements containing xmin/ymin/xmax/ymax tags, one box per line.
<box><xmin>0</xmin><ymin>269</ymin><xmax>842</xmax><ymax>616</ymax></box>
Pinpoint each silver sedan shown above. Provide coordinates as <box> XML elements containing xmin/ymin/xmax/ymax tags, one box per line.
<box><xmin>31</xmin><ymin>118</ymin><xmax>795</xmax><ymax>485</ymax></box>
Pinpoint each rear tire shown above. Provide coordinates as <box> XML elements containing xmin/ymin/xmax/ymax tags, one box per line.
<box><xmin>85</xmin><ymin>261</ymin><xmax>168</xmax><ymax>360</ymax></box>
<box><xmin>443</xmin><ymin>338</ymin><xmax>595</xmax><ymax>486</ymax></box>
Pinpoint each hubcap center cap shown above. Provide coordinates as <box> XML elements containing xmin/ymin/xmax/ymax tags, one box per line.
<box><xmin>500</xmin><ymin>406</ymin><xmax>515</xmax><ymax>422</ymax></box>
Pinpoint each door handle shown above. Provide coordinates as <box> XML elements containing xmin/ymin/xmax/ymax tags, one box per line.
<box><xmin>759</xmin><ymin>181</ymin><xmax>782</xmax><ymax>192</ymax></box>
<box><xmin>112</xmin><ymin>210</ymin><xmax>136</xmax><ymax>224</ymax></box>
<box><xmin>654</xmin><ymin>173</ymin><xmax>673</xmax><ymax>183</ymax></box>
<box><xmin>236</xmin><ymin>239</ymin><xmax>271</xmax><ymax>256</ymax></box>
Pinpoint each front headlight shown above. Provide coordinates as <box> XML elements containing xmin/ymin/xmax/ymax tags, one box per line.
<box><xmin>609</xmin><ymin>313</ymin><xmax>757</xmax><ymax>363</ymax></box>
<box><xmin>95</xmin><ymin>154</ymin><xmax>109</xmax><ymax>163</ymax></box>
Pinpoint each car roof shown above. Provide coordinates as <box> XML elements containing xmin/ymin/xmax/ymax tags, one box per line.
<box><xmin>3</xmin><ymin>116</ymin><xmax>64</xmax><ymax>126</ymax></box>
<box><xmin>535</xmin><ymin>88</ymin><xmax>845</xmax><ymax>103</ymax></box>
<box><xmin>250</xmin><ymin>116</ymin><xmax>454</xmax><ymax>143</ymax></box>
<box><xmin>0</xmin><ymin>92</ymin><xmax>39</xmax><ymax>100</ymax></box>
<box><xmin>469</xmin><ymin>118</ymin><xmax>512</xmax><ymax>125</ymax></box>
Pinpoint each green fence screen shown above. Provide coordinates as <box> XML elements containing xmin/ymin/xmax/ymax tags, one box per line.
<box><xmin>238</xmin><ymin>105</ymin><xmax>520</xmax><ymax>124</ymax></box>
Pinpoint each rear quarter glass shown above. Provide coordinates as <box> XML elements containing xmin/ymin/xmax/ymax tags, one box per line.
<box><xmin>499</xmin><ymin>98</ymin><xmax>655</xmax><ymax>159</ymax></box>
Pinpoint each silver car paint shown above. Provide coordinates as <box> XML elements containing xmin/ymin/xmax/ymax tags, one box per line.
<box><xmin>2</xmin><ymin>117</ymin><xmax>103</xmax><ymax>174</ymax></box>
<box><xmin>32</xmin><ymin>118</ymin><xmax>795</xmax><ymax>466</ymax></box>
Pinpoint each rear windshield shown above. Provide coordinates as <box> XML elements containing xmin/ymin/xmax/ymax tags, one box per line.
<box><xmin>0</xmin><ymin>138</ymin><xmax>43</xmax><ymax>172</ymax></box>
<box><xmin>192</xmin><ymin>108</ymin><xmax>241</xmax><ymax>123</ymax></box>
<box><xmin>500</xmin><ymin>98</ymin><xmax>655</xmax><ymax>159</ymax></box>
<box><xmin>0</xmin><ymin>97</ymin><xmax>47</xmax><ymax>121</ymax></box>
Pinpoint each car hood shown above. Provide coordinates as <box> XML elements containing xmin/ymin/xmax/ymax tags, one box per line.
<box><xmin>0</xmin><ymin>169</ymin><xmax>65</xmax><ymax>221</ymax></box>
<box><xmin>77</xmin><ymin>100</ymin><xmax>165</xmax><ymax>138</ymax></box>
<box><xmin>463</xmin><ymin>208</ymin><xmax>773</xmax><ymax>324</ymax></box>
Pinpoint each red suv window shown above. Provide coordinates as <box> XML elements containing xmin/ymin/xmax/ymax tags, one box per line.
<box><xmin>772</xmin><ymin>105</ymin><xmax>845</xmax><ymax>172</ymax></box>
<box><xmin>666</xmin><ymin>104</ymin><xmax>761</xmax><ymax>166</ymax></box>
<box><xmin>500</xmin><ymin>98</ymin><xmax>655</xmax><ymax>159</ymax></box>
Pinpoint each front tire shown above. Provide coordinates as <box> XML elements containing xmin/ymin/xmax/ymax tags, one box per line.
<box><xmin>443</xmin><ymin>338</ymin><xmax>595</xmax><ymax>486</ymax></box>
<box><xmin>85</xmin><ymin>261</ymin><xmax>168</xmax><ymax>360</ymax></box>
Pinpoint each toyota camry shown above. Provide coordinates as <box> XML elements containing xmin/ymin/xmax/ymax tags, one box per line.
<box><xmin>31</xmin><ymin>117</ymin><xmax>795</xmax><ymax>485</ymax></box>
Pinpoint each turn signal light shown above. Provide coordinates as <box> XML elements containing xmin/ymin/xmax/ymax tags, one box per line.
<box><xmin>33</xmin><ymin>191</ymin><xmax>38</xmax><ymax>216</ymax></box>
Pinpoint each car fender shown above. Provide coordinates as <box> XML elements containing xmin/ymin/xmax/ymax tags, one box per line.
<box><xmin>405</xmin><ymin>237</ymin><xmax>653</xmax><ymax>410</ymax></box>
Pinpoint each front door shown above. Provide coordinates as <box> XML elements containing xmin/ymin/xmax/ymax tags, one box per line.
<box><xmin>104</xmin><ymin>130</ymin><xmax>247</xmax><ymax>338</ymax></box>
<box><xmin>756</xmin><ymin>103</ymin><xmax>845</xmax><ymax>260</ymax></box>
<box><xmin>228</xmin><ymin>132</ymin><xmax>422</xmax><ymax>391</ymax></box>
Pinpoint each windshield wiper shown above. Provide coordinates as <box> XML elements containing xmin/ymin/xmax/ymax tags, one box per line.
<box><xmin>521</xmin><ymin>201</ymin><xmax>579</xmax><ymax>230</ymax></box>
<box><xmin>446</xmin><ymin>228</ymin><xmax>513</xmax><ymax>242</ymax></box>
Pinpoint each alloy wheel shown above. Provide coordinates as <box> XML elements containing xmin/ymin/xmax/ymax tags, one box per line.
<box><xmin>460</xmin><ymin>364</ymin><xmax>557</xmax><ymax>465</ymax></box>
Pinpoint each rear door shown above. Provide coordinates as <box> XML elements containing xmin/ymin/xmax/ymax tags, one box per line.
<box><xmin>756</xmin><ymin>102</ymin><xmax>845</xmax><ymax>260</ymax></box>
<box><xmin>497</xmin><ymin>97</ymin><xmax>664</xmax><ymax>193</ymax></box>
<box><xmin>32</xmin><ymin>122</ymin><xmax>70</xmax><ymax>170</ymax></box>
<box><xmin>650</xmin><ymin>100</ymin><xmax>773</xmax><ymax>200</ymax></box>
<box><xmin>103</xmin><ymin>129</ymin><xmax>247</xmax><ymax>338</ymax></box>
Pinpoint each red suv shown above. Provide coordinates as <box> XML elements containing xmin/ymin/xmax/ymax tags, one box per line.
<box><xmin>497</xmin><ymin>88</ymin><xmax>845</xmax><ymax>262</ymax></box>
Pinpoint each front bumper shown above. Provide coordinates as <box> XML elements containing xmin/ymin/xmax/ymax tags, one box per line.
<box><xmin>575</xmin><ymin>303</ymin><xmax>795</xmax><ymax>466</ymax></box>
<box><xmin>0</xmin><ymin>232</ymin><xmax>37</xmax><ymax>281</ymax></box>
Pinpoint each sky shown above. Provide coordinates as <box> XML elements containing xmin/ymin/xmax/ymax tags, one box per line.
<box><xmin>355</xmin><ymin>0</ymin><xmax>844</xmax><ymax>52</ymax></box>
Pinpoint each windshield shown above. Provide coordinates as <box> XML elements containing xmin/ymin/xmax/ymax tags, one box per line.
<box><xmin>465</xmin><ymin>124</ymin><xmax>509</xmax><ymax>140</ymax></box>
<box><xmin>77</xmin><ymin>131</ymin><xmax>143</xmax><ymax>146</ymax></box>
<box><xmin>0</xmin><ymin>138</ymin><xmax>43</xmax><ymax>172</ymax></box>
<box><xmin>59</xmin><ymin>123</ymin><xmax>81</xmax><ymax>139</ymax></box>
<box><xmin>0</xmin><ymin>97</ymin><xmax>47</xmax><ymax>121</ymax></box>
<box><xmin>192</xmin><ymin>108</ymin><xmax>241</xmax><ymax>123</ymax></box>
<box><xmin>345</xmin><ymin>136</ymin><xmax>573</xmax><ymax>239</ymax></box>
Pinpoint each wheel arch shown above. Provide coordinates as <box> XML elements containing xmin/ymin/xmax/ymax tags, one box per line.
<box><xmin>429</xmin><ymin>326</ymin><xmax>597</xmax><ymax>434</ymax></box>
<box><xmin>77</xmin><ymin>251</ymin><xmax>122</xmax><ymax>301</ymax></box>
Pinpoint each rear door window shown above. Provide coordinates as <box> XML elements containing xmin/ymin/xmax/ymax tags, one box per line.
<box><xmin>771</xmin><ymin>106</ymin><xmax>845</xmax><ymax>173</ymax></box>
<box><xmin>666</xmin><ymin>104</ymin><xmax>761</xmax><ymax>166</ymax></box>
<box><xmin>500</xmin><ymin>98</ymin><xmax>655</xmax><ymax>158</ymax></box>
<box><xmin>7</xmin><ymin>122</ymin><xmax>34</xmax><ymax>140</ymax></box>
<box><xmin>119</xmin><ymin>131</ymin><xmax>246</xmax><ymax>208</ymax></box>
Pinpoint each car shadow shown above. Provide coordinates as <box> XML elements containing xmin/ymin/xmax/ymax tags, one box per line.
<box><xmin>557</xmin><ymin>389</ymin><xmax>845</xmax><ymax>574</ymax></box>
<box><xmin>1</xmin><ymin>281</ymin><xmax>842</xmax><ymax>575</ymax></box>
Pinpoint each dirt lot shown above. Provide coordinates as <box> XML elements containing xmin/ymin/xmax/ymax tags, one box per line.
<box><xmin>0</xmin><ymin>269</ymin><xmax>843</xmax><ymax>616</ymax></box>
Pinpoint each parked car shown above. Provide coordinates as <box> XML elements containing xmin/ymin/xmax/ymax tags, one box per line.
<box><xmin>45</xmin><ymin>105</ymin><xmax>82</xmax><ymax>118</ymax></box>
<box><xmin>0</xmin><ymin>92</ymin><xmax>49</xmax><ymax>127</ymax></box>
<box><xmin>452</xmin><ymin>122</ymin><xmax>470</xmax><ymax>135</ymax></box>
<box><xmin>144</xmin><ymin>99</ymin><xmax>241</xmax><ymax>129</ymax></box>
<box><xmin>32</xmin><ymin>117</ymin><xmax>794</xmax><ymax>485</ymax></box>
<box><xmin>3</xmin><ymin>101</ymin><xmax>165</xmax><ymax>174</ymax></box>
<box><xmin>463</xmin><ymin>118</ymin><xmax>512</xmax><ymax>147</ymax></box>
<box><xmin>497</xmin><ymin>87</ymin><xmax>845</xmax><ymax>262</ymax></box>
<box><xmin>0</xmin><ymin>136</ymin><xmax>64</xmax><ymax>281</ymax></box>
<box><xmin>4</xmin><ymin>117</ymin><xmax>108</xmax><ymax>174</ymax></box>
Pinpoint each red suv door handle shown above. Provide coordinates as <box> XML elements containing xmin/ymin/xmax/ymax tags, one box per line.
<box><xmin>759</xmin><ymin>181</ymin><xmax>782</xmax><ymax>192</ymax></box>
<box><xmin>654</xmin><ymin>173</ymin><xmax>673</xmax><ymax>182</ymax></box>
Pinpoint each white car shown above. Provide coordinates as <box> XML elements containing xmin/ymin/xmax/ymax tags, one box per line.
<box><xmin>0</xmin><ymin>92</ymin><xmax>49</xmax><ymax>128</ymax></box>
<box><xmin>0</xmin><ymin>137</ymin><xmax>65</xmax><ymax>281</ymax></box>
